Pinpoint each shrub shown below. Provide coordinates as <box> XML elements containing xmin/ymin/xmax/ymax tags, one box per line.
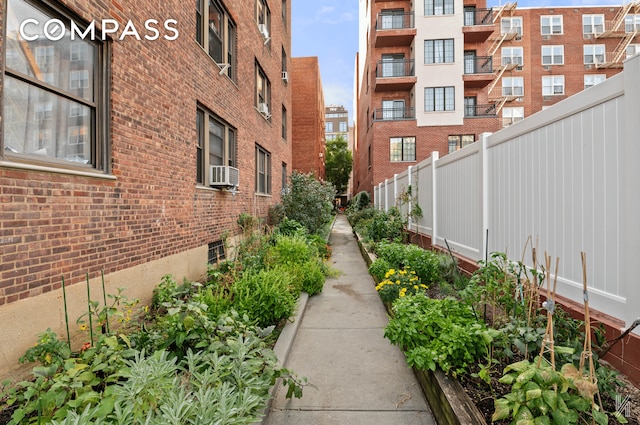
<box><xmin>265</xmin><ymin>233</ymin><xmax>316</xmax><ymax>268</ymax></box>
<box><xmin>232</xmin><ymin>268</ymin><xmax>297</xmax><ymax>328</ymax></box>
<box><xmin>298</xmin><ymin>261</ymin><xmax>326</xmax><ymax>296</ymax></box>
<box><xmin>281</xmin><ymin>172</ymin><xmax>335</xmax><ymax>235</ymax></box>
<box><xmin>374</xmin><ymin>241</ymin><xmax>441</xmax><ymax>284</ymax></box>
<box><xmin>368</xmin><ymin>258</ymin><xmax>391</xmax><ymax>282</ymax></box>
<box><xmin>276</xmin><ymin>217</ymin><xmax>308</xmax><ymax>237</ymax></box>
<box><xmin>347</xmin><ymin>207</ymin><xmax>377</xmax><ymax>229</ymax></box>
<box><xmin>356</xmin><ymin>208</ymin><xmax>404</xmax><ymax>242</ymax></box>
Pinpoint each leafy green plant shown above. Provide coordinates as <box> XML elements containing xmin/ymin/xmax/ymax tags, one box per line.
<box><xmin>232</xmin><ymin>268</ymin><xmax>297</xmax><ymax>328</ymax></box>
<box><xmin>20</xmin><ymin>328</ymin><xmax>71</xmax><ymax>368</ymax></box>
<box><xmin>493</xmin><ymin>360</ymin><xmax>625</xmax><ymax>425</ymax></box>
<box><xmin>368</xmin><ymin>258</ymin><xmax>392</xmax><ymax>282</ymax></box>
<box><xmin>375</xmin><ymin>267</ymin><xmax>427</xmax><ymax>304</ymax></box>
<box><xmin>374</xmin><ymin>241</ymin><xmax>441</xmax><ymax>284</ymax></box>
<box><xmin>281</xmin><ymin>171</ymin><xmax>336</xmax><ymax>235</ymax></box>
<box><xmin>384</xmin><ymin>294</ymin><xmax>496</xmax><ymax>376</ymax></box>
<box><xmin>356</xmin><ymin>208</ymin><xmax>404</xmax><ymax>242</ymax></box>
<box><xmin>297</xmin><ymin>260</ymin><xmax>326</xmax><ymax>296</ymax></box>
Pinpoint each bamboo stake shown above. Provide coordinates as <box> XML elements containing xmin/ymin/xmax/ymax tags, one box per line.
<box><xmin>61</xmin><ymin>276</ymin><xmax>71</xmax><ymax>350</ymax></box>
<box><xmin>537</xmin><ymin>253</ymin><xmax>557</xmax><ymax>369</ymax></box>
<box><xmin>580</xmin><ymin>252</ymin><xmax>602</xmax><ymax>409</ymax></box>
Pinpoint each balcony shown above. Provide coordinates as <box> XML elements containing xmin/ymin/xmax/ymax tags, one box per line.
<box><xmin>373</xmin><ymin>107</ymin><xmax>416</xmax><ymax>121</ymax></box>
<box><xmin>463</xmin><ymin>8</ymin><xmax>495</xmax><ymax>43</ymax></box>
<box><xmin>464</xmin><ymin>104</ymin><xmax>497</xmax><ymax>118</ymax></box>
<box><xmin>375</xmin><ymin>12</ymin><xmax>416</xmax><ymax>48</ymax></box>
<box><xmin>463</xmin><ymin>56</ymin><xmax>494</xmax><ymax>88</ymax></box>
<box><xmin>374</xmin><ymin>59</ymin><xmax>416</xmax><ymax>92</ymax></box>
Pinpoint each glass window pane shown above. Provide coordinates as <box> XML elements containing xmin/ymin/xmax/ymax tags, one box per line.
<box><xmin>209</xmin><ymin>118</ymin><xmax>224</xmax><ymax>166</ymax></box>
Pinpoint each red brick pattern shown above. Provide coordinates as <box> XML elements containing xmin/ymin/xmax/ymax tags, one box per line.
<box><xmin>0</xmin><ymin>0</ymin><xmax>292</xmax><ymax>304</ymax></box>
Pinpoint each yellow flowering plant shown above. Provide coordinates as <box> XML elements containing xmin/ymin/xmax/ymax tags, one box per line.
<box><xmin>375</xmin><ymin>267</ymin><xmax>428</xmax><ymax>304</ymax></box>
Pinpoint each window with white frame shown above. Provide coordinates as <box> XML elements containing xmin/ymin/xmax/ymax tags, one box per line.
<box><xmin>3</xmin><ymin>0</ymin><xmax>105</xmax><ymax>169</ymax></box>
<box><xmin>424</xmin><ymin>0</ymin><xmax>453</xmax><ymax>16</ymax></box>
<box><xmin>501</xmin><ymin>17</ymin><xmax>523</xmax><ymax>37</ymax></box>
<box><xmin>584</xmin><ymin>74</ymin><xmax>606</xmax><ymax>89</ymax></box>
<box><xmin>584</xmin><ymin>45</ymin><xmax>605</xmax><ymax>64</ymax></box>
<box><xmin>196</xmin><ymin>107</ymin><xmax>237</xmax><ymax>185</ymax></box>
<box><xmin>390</xmin><ymin>137</ymin><xmax>416</xmax><ymax>162</ymax></box>
<box><xmin>256</xmin><ymin>0</ymin><xmax>271</xmax><ymax>42</ymax></box>
<box><xmin>424</xmin><ymin>39</ymin><xmax>454</xmax><ymax>64</ymax></box>
<box><xmin>339</xmin><ymin>121</ymin><xmax>348</xmax><ymax>132</ymax></box>
<box><xmin>583</xmin><ymin>14</ymin><xmax>604</xmax><ymax>35</ymax></box>
<box><xmin>542</xmin><ymin>75</ymin><xmax>564</xmax><ymax>95</ymax></box>
<box><xmin>448</xmin><ymin>135</ymin><xmax>474</xmax><ymax>153</ymax></box>
<box><xmin>542</xmin><ymin>45</ymin><xmax>564</xmax><ymax>65</ymax></box>
<box><xmin>196</xmin><ymin>0</ymin><xmax>237</xmax><ymax>80</ymax></box>
<box><xmin>502</xmin><ymin>107</ymin><xmax>524</xmax><ymax>127</ymax></box>
<box><xmin>625</xmin><ymin>14</ymin><xmax>640</xmax><ymax>32</ymax></box>
<box><xmin>326</xmin><ymin>122</ymin><xmax>333</xmax><ymax>132</ymax></box>
<box><xmin>501</xmin><ymin>46</ymin><xmax>523</xmax><ymax>66</ymax></box>
<box><xmin>425</xmin><ymin>87</ymin><xmax>455</xmax><ymax>112</ymax></box>
<box><xmin>255</xmin><ymin>61</ymin><xmax>271</xmax><ymax>117</ymax></box>
<box><xmin>502</xmin><ymin>77</ymin><xmax>524</xmax><ymax>96</ymax></box>
<box><xmin>541</xmin><ymin>15</ymin><xmax>563</xmax><ymax>35</ymax></box>
<box><xmin>627</xmin><ymin>44</ymin><xmax>640</xmax><ymax>58</ymax></box>
<box><xmin>255</xmin><ymin>144</ymin><xmax>272</xmax><ymax>195</ymax></box>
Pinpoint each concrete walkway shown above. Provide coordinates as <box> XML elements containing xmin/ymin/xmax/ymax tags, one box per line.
<box><xmin>264</xmin><ymin>214</ymin><xmax>436</xmax><ymax>425</ymax></box>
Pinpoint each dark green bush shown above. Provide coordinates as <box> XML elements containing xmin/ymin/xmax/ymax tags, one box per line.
<box><xmin>368</xmin><ymin>258</ymin><xmax>392</xmax><ymax>282</ymax></box>
<box><xmin>281</xmin><ymin>172</ymin><xmax>335</xmax><ymax>235</ymax></box>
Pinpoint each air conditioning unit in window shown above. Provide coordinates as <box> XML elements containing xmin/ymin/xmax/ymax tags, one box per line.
<box><xmin>258</xmin><ymin>102</ymin><xmax>270</xmax><ymax>117</ymax></box>
<box><xmin>281</xmin><ymin>71</ymin><xmax>289</xmax><ymax>82</ymax></box>
<box><xmin>209</xmin><ymin>165</ymin><xmax>240</xmax><ymax>188</ymax></box>
<box><xmin>258</xmin><ymin>24</ymin><xmax>269</xmax><ymax>39</ymax></box>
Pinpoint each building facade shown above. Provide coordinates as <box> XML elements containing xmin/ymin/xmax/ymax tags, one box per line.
<box><xmin>325</xmin><ymin>104</ymin><xmax>350</xmax><ymax>142</ymax></box>
<box><xmin>355</xmin><ymin>0</ymin><xmax>640</xmax><ymax>197</ymax></box>
<box><xmin>291</xmin><ymin>56</ymin><xmax>326</xmax><ymax>179</ymax></box>
<box><xmin>0</xmin><ymin>0</ymin><xmax>291</xmax><ymax>377</ymax></box>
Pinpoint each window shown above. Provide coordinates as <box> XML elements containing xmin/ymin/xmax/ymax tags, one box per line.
<box><xmin>502</xmin><ymin>107</ymin><xmax>524</xmax><ymax>127</ymax></box>
<box><xmin>339</xmin><ymin>121</ymin><xmax>348</xmax><ymax>132</ymax></box>
<box><xmin>380</xmin><ymin>9</ymin><xmax>406</xmax><ymax>29</ymax></box>
<box><xmin>208</xmin><ymin>240</ymin><xmax>226</xmax><ymax>264</ymax></box>
<box><xmin>501</xmin><ymin>47</ymin><xmax>523</xmax><ymax>66</ymax></box>
<box><xmin>196</xmin><ymin>0</ymin><xmax>236</xmax><ymax>79</ymax></box>
<box><xmin>196</xmin><ymin>107</ymin><xmax>237</xmax><ymax>185</ymax></box>
<box><xmin>625</xmin><ymin>15</ymin><xmax>640</xmax><ymax>33</ymax></box>
<box><xmin>542</xmin><ymin>75</ymin><xmax>565</xmax><ymax>95</ymax></box>
<box><xmin>425</xmin><ymin>0</ymin><xmax>453</xmax><ymax>16</ymax></box>
<box><xmin>464</xmin><ymin>97</ymin><xmax>477</xmax><ymax>117</ymax></box>
<box><xmin>382</xmin><ymin>100</ymin><xmax>405</xmax><ymax>120</ymax></box>
<box><xmin>282</xmin><ymin>105</ymin><xmax>287</xmax><ymax>140</ymax></box>
<box><xmin>584</xmin><ymin>45</ymin><xmax>605</xmax><ymax>64</ymax></box>
<box><xmin>584</xmin><ymin>74</ymin><xmax>606</xmax><ymax>89</ymax></box>
<box><xmin>424</xmin><ymin>39</ymin><xmax>454</xmax><ymax>64</ymax></box>
<box><xmin>626</xmin><ymin>44</ymin><xmax>640</xmax><ymax>59</ymax></box>
<box><xmin>255</xmin><ymin>62</ymin><xmax>271</xmax><ymax>117</ymax></box>
<box><xmin>541</xmin><ymin>15</ymin><xmax>563</xmax><ymax>35</ymax></box>
<box><xmin>3</xmin><ymin>0</ymin><xmax>105</xmax><ymax>169</ymax></box>
<box><xmin>542</xmin><ymin>45</ymin><xmax>564</xmax><ymax>65</ymax></box>
<box><xmin>501</xmin><ymin>17</ymin><xmax>523</xmax><ymax>37</ymax></box>
<box><xmin>425</xmin><ymin>87</ymin><xmax>455</xmax><ymax>112</ymax></box>
<box><xmin>282</xmin><ymin>0</ymin><xmax>287</xmax><ymax>30</ymax></box>
<box><xmin>282</xmin><ymin>47</ymin><xmax>288</xmax><ymax>75</ymax></box>
<box><xmin>583</xmin><ymin>14</ymin><xmax>604</xmax><ymax>35</ymax></box>
<box><xmin>256</xmin><ymin>0</ymin><xmax>271</xmax><ymax>42</ymax></box>
<box><xmin>381</xmin><ymin>54</ymin><xmax>405</xmax><ymax>77</ymax></box>
<box><xmin>448</xmin><ymin>135</ymin><xmax>474</xmax><ymax>153</ymax></box>
<box><xmin>256</xmin><ymin>145</ymin><xmax>272</xmax><ymax>195</ymax></box>
<box><xmin>326</xmin><ymin>122</ymin><xmax>334</xmax><ymax>132</ymax></box>
<box><xmin>502</xmin><ymin>77</ymin><xmax>524</xmax><ymax>96</ymax></box>
<box><xmin>281</xmin><ymin>162</ymin><xmax>288</xmax><ymax>194</ymax></box>
<box><xmin>390</xmin><ymin>137</ymin><xmax>416</xmax><ymax>162</ymax></box>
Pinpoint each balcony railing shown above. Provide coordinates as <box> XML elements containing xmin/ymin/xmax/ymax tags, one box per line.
<box><xmin>373</xmin><ymin>107</ymin><xmax>416</xmax><ymax>121</ymax></box>
<box><xmin>464</xmin><ymin>56</ymin><xmax>493</xmax><ymax>74</ymax></box>
<box><xmin>464</xmin><ymin>104</ymin><xmax>497</xmax><ymax>117</ymax></box>
<box><xmin>376</xmin><ymin>59</ymin><xmax>415</xmax><ymax>78</ymax></box>
<box><xmin>376</xmin><ymin>12</ymin><xmax>415</xmax><ymax>30</ymax></box>
<box><xmin>464</xmin><ymin>8</ymin><xmax>493</xmax><ymax>26</ymax></box>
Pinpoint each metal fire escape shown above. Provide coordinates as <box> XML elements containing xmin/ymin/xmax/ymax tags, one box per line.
<box><xmin>595</xmin><ymin>0</ymin><xmax>640</xmax><ymax>68</ymax></box>
<box><xmin>486</xmin><ymin>2</ymin><xmax>519</xmax><ymax>114</ymax></box>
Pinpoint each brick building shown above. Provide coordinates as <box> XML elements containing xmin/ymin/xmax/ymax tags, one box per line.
<box><xmin>0</xmin><ymin>0</ymin><xmax>291</xmax><ymax>377</ymax></box>
<box><xmin>325</xmin><ymin>104</ymin><xmax>350</xmax><ymax>142</ymax></box>
<box><xmin>354</xmin><ymin>0</ymin><xmax>640</xmax><ymax>197</ymax></box>
<box><xmin>291</xmin><ymin>56</ymin><xmax>326</xmax><ymax>179</ymax></box>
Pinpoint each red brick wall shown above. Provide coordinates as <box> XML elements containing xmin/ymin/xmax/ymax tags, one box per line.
<box><xmin>291</xmin><ymin>57</ymin><xmax>326</xmax><ymax>179</ymax></box>
<box><xmin>0</xmin><ymin>0</ymin><xmax>292</xmax><ymax>305</ymax></box>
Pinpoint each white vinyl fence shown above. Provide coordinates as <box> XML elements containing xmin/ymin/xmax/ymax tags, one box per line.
<box><xmin>374</xmin><ymin>54</ymin><xmax>640</xmax><ymax>331</ymax></box>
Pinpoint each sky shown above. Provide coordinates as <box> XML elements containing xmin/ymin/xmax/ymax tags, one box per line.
<box><xmin>291</xmin><ymin>0</ymin><xmax>629</xmax><ymax>123</ymax></box>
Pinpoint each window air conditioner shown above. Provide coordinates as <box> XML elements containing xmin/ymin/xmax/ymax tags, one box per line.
<box><xmin>209</xmin><ymin>165</ymin><xmax>240</xmax><ymax>188</ymax></box>
<box><xmin>258</xmin><ymin>24</ymin><xmax>269</xmax><ymax>39</ymax></box>
<box><xmin>258</xmin><ymin>102</ymin><xmax>270</xmax><ymax>116</ymax></box>
<box><xmin>282</xmin><ymin>71</ymin><xmax>289</xmax><ymax>82</ymax></box>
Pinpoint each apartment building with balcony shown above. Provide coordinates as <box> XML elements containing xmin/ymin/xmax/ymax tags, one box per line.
<box><xmin>0</xmin><ymin>0</ymin><xmax>291</xmax><ymax>377</ymax></box>
<box><xmin>354</xmin><ymin>0</ymin><xmax>640</xmax><ymax>197</ymax></box>
<box><xmin>325</xmin><ymin>105</ymin><xmax>350</xmax><ymax>142</ymax></box>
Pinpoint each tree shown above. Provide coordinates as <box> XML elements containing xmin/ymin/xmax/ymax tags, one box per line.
<box><xmin>281</xmin><ymin>172</ymin><xmax>336</xmax><ymax>235</ymax></box>
<box><xmin>325</xmin><ymin>135</ymin><xmax>353</xmax><ymax>194</ymax></box>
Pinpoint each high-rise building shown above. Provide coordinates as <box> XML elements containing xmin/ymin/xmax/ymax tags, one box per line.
<box><xmin>325</xmin><ymin>105</ymin><xmax>350</xmax><ymax>142</ymax></box>
<box><xmin>354</xmin><ymin>0</ymin><xmax>640</xmax><ymax>197</ymax></box>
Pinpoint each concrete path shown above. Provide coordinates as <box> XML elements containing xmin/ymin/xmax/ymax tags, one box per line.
<box><xmin>264</xmin><ymin>214</ymin><xmax>436</xmax><ymax>425</ymax></box>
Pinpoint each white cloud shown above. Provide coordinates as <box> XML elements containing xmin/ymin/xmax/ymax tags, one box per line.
<box><xmin>323</xmin><ymin>81</ymin><xmax>355</xmax><ymax>122</ymax></box>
